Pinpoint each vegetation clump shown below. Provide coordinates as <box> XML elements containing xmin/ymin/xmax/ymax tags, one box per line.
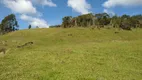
<box><xmin>17</xmin><ymin>42</ymin><xmax>34</xmax><ymax>48</ymax></box>
<box><xmin>52</xmin><ymin>13</ymin><xmax>142</xmax><ymax>30</ymax></box>
<box><xmin>0</xmin><ymin>48</ymin><xmax>6</xmax><ymax>54</ymax></box>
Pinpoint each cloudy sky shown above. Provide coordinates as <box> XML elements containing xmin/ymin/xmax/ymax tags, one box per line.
<box><xmin>0</xmin><ymin>0</ymin><xmax>142</xmax><ymax>29</ymax></box>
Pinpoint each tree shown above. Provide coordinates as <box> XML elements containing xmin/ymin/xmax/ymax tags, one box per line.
<box><xmin>121</xmin><ymin>14</ymin><xmax>130</xmax><ymax>19</ymax></box>
<box><xmin>131</xmin><ymin>14</ymin><xmax>142</xmax><ymax>28</ymax></box>
<box><xmin>28</xmin><ymin>25</ymin><xmax>32</xmax><ymax>29</ymax></box>
<box><xmin>110</xmin><ymin>15</ymin><xmax>122</xmax><ymax>28</ymax></box>
<box><xmin>0</xmin><ymin>14</ymin><xmax>19</xmax><ymax>34</ymax></box>
<box><xmin>0</xmin><ymin>24</ymin><xmax>2</xmax><ymax>35</ymax></box>
<box><xmin>49</xmin><ymin>25</ymin><xmax>61</xmax><ymax>28</ymax></box>
<box><xmin>95</xmin><ymin>13</ymin><xmax>110</xmax><ymax>27</ymax></box>
<box><xmin>62</xmin><ymin>16</ymin><xmax>72</xmax><ymax>28</ymax></box>
<box><xmin>119</xmin><ymin>14</ymin><xmax>136</xmax><ymax>30</ymax></box>
<box><xmin>111</xmin><ymin>14</ymin><xmax>139</xmax><ymax>30</ymax></box>
<box><xmin>120</xmin><ymin>19</ymin><xmax>131</xmax><ymax>30</ymax></box>
<box><xmin>75</xmin><ymin>13</ymin><xmax>94</xmax><ymax>27</ymax></box>
<box><xmin>36</xmin><ymin>26</ymin><xmax>39</xmax><ymax>28</ymax></box>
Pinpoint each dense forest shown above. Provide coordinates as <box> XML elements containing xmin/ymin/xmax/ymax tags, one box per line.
<box><xmin>0</xmin><ymin>13</ymin><xmax>142</xmax><ymax>35</ymax></box>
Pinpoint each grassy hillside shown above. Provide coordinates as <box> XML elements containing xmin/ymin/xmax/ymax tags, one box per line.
<box><xmin>0</xmin><ymin>28</ymin><xmax>142</xmax><ymax>80</ymax></box>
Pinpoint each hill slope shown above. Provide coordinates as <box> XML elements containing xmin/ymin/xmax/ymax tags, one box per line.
<box><xmin>0</xmin><ymin>28</ymin><xmax>142</xmax><ymax>80</ymax></box>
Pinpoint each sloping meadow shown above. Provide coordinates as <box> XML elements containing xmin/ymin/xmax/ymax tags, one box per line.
<box><xmin>0</xmin><ymin>28</ymin><xmax>142</xmax><ymax>80</ymax></box>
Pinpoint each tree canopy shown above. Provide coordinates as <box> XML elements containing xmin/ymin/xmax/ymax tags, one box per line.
<box><xmin>28</xmin><ymin>25</ymin><xmax>32</xmax><ymax>29</ymax></box>
<box><xmin>60</xmin><ymin>13</ymin><xmax>142</xmax><ymax>30</ymax></box>
<box><xmin>0</xmin><ymin>14</ymin><xmax>19</xmax><ymax>34</ymax></box>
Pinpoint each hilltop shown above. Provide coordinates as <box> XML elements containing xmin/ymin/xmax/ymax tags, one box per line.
<box><xmin>0</xmin><ymin>28</ymin><xmax>142</xmax><ymax>80</ymax></box>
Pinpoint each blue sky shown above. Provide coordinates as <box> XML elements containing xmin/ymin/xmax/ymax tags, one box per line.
<box><xmin>0</xmin><ymin>0</ymin><xmax>142</xmax><ymax>29</ymax></box>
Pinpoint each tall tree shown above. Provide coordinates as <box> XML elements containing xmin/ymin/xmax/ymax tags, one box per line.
<box><xmin>62</xmin><ymin>16</ymin><xmax>72</xmax><ymax>28</ymax></box>
<box><xmin>131</xmin><ymin>15</ymin><xmax>142</xmax><ymax>28</ymax></box>
<box><xmin>36</xmin><ymin>26</ymin><xmax>39</xmax><ymax>28</ymax></box>
<box><xmin>0</xmin><ymin>14</ymin><xmax>19</xmax><ymax>34</ymax></box>
<box><xmin>0</xmin><ymin>24</ymin><xmax>2</xmax><ymax>35</ymax></box>
<box><xmin>95</xmin><ymin>13</ymin><xmax>110</xmax><ymax>28</ymax></box>
<box><xmin>110</xmin><ymin>15</ymin><xmax>122</xmax><ymax>28</ymax></box>
<box><xmin>28</xmin><ymin>24</ymin><xmax>32</xmax><ymax>29</ymax></box>
<box><xmin>75</xmin><ymin>13</ymin><xmax>94</xmax><ymax>27</ymax></box>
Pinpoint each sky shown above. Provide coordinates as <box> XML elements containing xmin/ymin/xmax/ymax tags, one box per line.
<box><xmin>0</xmin><ymin>0</ymin><xmax>142</xmax><ymax>29</ymax></box>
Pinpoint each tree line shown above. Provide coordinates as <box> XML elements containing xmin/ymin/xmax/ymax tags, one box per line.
<box><xmin>0</xmin><ymin>13</ymin><xmax>142</xmax><ymax>35</ymax></box>
<box><xmin>51</xmin><ymin>13</ymin><xmax>142</xmax><ymax>30</ymax></box>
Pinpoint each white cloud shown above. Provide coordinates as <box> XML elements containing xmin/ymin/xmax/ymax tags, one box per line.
<box><xmin>104</xmin><ymin>9</ymin><xmax>115</xmax><ymax>16</ymax></box>
<box><xmin>33</xmin><ymin>0</ymin><xmax>57</xmax><ymax>7</ymax></box>
<box><xmin>103</xmin><ymin>0</ymin><xmax>142</xmax><ymax>8</ymax></box>
<box><xmin>3</xmin><ymin>0</ymin><xmax>37</xmax><ymax>15</ymax></box>
<box><xmin>20</xmin><ymin>14</ymin><xmax>49</xmax><ymax>28</ymax></box>
<box><xmin>1</xmin><ymin>0</ymin><xmax>55</xmax><ymax>28</ymax></box>
<box><xmin>68</xmin><ymin>0</ymin><xmax>91</xmax><ymax>14</ymax></box>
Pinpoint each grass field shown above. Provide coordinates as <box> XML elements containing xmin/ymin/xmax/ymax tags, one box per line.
<box><xmin>0</xmin><ymin>28</ymin><xmax>142</xmax><ymax>80</ymax></box>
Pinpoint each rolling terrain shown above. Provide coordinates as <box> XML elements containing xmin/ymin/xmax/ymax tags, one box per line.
<box><xmin>0</xmin><ymin>28</ymin><xmax>142</xmax><ymax>80</ymax></box>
